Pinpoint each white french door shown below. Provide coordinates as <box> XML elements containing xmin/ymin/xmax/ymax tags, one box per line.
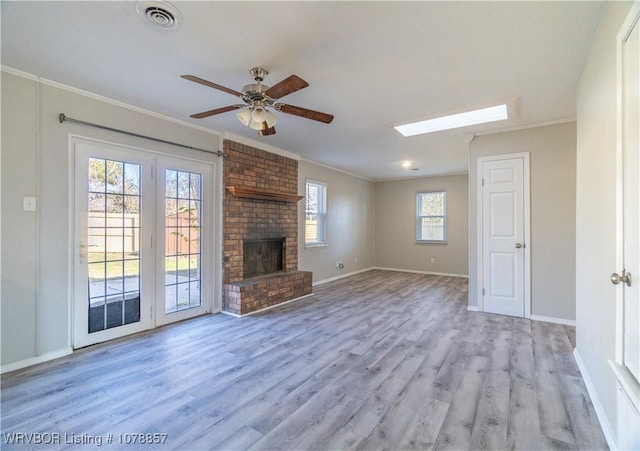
<box><xmin>73</xmin><ymin>138</ymin><xmax>213</xmax><ymax>348</ymax></box>
<box><xmin>479</xmin><ymin>154</ymin><xmax>530</xmax><ymax>318</ymax></box>
<box><xmin>155</xmin><ymin>157</ymin><xmax>212</xmax><ymax>326</ymax></box>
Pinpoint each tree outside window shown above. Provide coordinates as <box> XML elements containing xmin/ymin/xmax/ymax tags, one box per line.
<box><xmin>417</xmin><ymin>191</ymin><xmax>446</xmax><ymax>242</ymax></box>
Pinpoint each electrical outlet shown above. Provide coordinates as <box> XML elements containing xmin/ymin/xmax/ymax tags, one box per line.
<box><xmin>430</xmin><ymin>257</ymin><xmax>435</xmax><ymax>264</ymax></box>
<box><xmin>354</xmin><ymin>257</ymin><xmax>358</xmax><ymax>263</ymax></box>
<box><xmin>23</xmin><ymin>197</ymin><xmax>37</xmax><ymax>211</ymax></box>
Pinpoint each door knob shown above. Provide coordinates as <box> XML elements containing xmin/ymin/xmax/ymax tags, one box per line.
<box><xmin>515</xmin><ymin>243</ymin><xmax>524</xmax><ymax>249</ymax></box>
<box><xmin>611</xmin><ymin>270</ymin><xmax>632</xmax><ymax>287</ymax></box>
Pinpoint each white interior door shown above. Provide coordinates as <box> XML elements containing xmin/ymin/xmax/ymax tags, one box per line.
<box><xmin>155</xmin><ymin>157</ymin><xmax>213</xmax><ymax>326</ymax></box>
<box><xmin>612</xmin><ymin>5</ymin><xmax>640</xmax><ymax>448</ymax></box>
<box><xmin>621</xmin><ymin>4</ymin><xmax>639</xmax><ymax>384</ymax></box>
<box><xmin>73</xmin><ymin>140</ymin><xmax>155</xmax><ymax>348</ymax></box>
<box><xmin>480</xmin><ymin>155</ymin><xmax>529</xmax><ymax>318</ymax></box>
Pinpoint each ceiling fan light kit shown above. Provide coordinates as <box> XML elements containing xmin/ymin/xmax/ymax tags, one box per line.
<box><xmin>182</xmin><ymin>67</ymin><xmax>334</xmax><ymax>136</ymax></box>
<box><xmin>236</xmin><ymin>108</ymin><xmax>252</xmax><ymax>127</ymax></box>
<box><xmin>236</xmin><ymin>105</ymin><xmax>278</xmax><ymax>131</ymax></box>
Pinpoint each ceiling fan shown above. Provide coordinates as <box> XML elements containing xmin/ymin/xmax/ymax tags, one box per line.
<box><xmin>181</xmin><ymin>67</ymin><xmax>334</xmax><ymax>136</ymax></box>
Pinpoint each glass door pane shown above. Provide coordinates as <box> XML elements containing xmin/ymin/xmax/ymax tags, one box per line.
<box><xmin>74</xmin><ymin>139</ymin><xmax>154</xmax><ymax>349</ymax></box>
<box><xmin>76</xmin><ymin>142</ymin><xmax>213</xmax><ymax>345</ymax></box>
<box><xmin>87</xmin><ymin>158</ymin><xmax>141</xmax><ymax>333</ymax></box>
<box><xmin>156</xmin><ymin>157</ymin><xmax>212</xmax><ymax>326</ymax></box>
<box><xmin>164</xmin><ymin>169</ymin><xmax>202</xmax><ymax>314</ymax></box>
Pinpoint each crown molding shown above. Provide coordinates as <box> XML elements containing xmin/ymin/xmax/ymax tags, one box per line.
<box><xmin>374</xmin><ymin>170</ymin><xmax>468</xmax><ymax>183</ymax></box>
<box><xmin>1</xmin><ymin>65</ymin><xmax>222</xmax><ymax>137</ymax></box>
<box><xmin>300</xmin><ymin>158</ymin><xmax>374</xmax><ymax>182</ymax></box>
<box><xmin>221</xmin><ymin>131</ymin><xmax>301</xmax><ymax>161</ymax></box>
<box><xmin>473</xmin><ymin>117</ymin><xmax>576</xmax><ymax>137</ymax></box>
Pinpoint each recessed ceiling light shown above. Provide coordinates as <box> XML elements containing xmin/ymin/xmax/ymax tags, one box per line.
<box><xmin>394</xmin><ymin>104</ymin><xmax>508</xmax><ymax>137</ymax></box>
<box><xmin>401</xmin><ymin>161</ymin><xmax>412</xmax><ymax>168</ymax></box>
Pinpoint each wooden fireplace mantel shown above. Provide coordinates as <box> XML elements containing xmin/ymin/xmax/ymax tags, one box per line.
<box><xmin>226</xmin><ymin>186</ymin><xmax>304</xmax><ymax>203</ymax></box>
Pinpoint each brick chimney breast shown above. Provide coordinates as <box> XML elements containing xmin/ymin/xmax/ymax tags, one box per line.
<box><xmin>222</xmin><ymin>140</ymin><xmax>312</xmax><ymax>315</ymax></box>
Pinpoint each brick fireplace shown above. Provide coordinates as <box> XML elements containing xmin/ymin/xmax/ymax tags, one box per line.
<box><xmin>222</xmin><ymin>140</ymin><xmax>312</xmax><ymax>315</ymax></box>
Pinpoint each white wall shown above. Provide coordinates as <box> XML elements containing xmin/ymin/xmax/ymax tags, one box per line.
<box><xmin>469</xmin><ymin>122</ymin><xmax>577</xmax><ymax>322</ymax></box>
<box><xmin>1</xmin><ymin>71</ymin><xmax>221</xmax><ymax>368</ymax></box>
<box><xmin>1</xmin><ymin>73</ymin><xmax>39</xmax><ymax>364</ymax></box>
<box><xmin>298</xmin><ymin>160</ymin><xmax>375</xmax><ymax>283</ymax></box>
<box><xmin>575</xmin><ymin>1</ymin><xmax>635</xmax><ymax>444</ymax></box>
<box><xmin>374</xmin><ymin>174</ymin><xmax>469</xmax><ymax>276</ymax></box>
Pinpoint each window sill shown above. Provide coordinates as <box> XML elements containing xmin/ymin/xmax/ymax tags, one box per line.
<box><xmin>416</xmin><ymin>241</ymin><xmax>448</xmax><ymax>245</ymax></box>
<box><xmin>305</xmin><ymin>243</ymin><xmax>328</xmax><ymax>249</ymax></box>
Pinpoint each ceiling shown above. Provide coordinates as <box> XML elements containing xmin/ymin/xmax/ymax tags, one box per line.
<box><xmin>1</xmin><ymin>1</ymin><xmax>606</xmax><ymax>180</ymax></box>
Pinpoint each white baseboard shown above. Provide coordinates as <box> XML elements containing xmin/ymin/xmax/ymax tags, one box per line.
<box><xmin>1</xmin><ymin>347</ymin><xmax>73</xmax><ymax>375</ymax></box>
<box><xmin>312</xmin><ymin>267</ymin><xmax>375</xmax><ymax>286</ymax></box>
<box><xmin>464</xmin><ymin>310</ymin><xmax>576</xmax><ymax>325</ymax></box>
<box><xmin>530</xmin><ymin>314</ymin><xmax>576</xmax><ymax>327</ymax></box>
<box><xmin>220</xmin><ymin>310</ymin><xmax>242</xmax><ymax>318</ymax></box>
<box><xmin>372</xmin><ymin>266</ymin><xmax>469</xmax><ymax>278</ymax></box>
<box><xmin>573</xmin><ymin>348</ymin><xmax>617</xmax><ymax>450</ymax></box>
<box><xmin>220</xmin><ymin>293</ymin><xmax>315</xmax><ymax>318</ymax></box>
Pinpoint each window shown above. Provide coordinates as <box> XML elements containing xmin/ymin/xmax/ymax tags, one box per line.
<box><xmin>417</xmin><ymin>191</ymin><xmax>446</xmax><ymax>242</ymax></box>
<box><xmin>305</xmin><ymin>180</ymin><xmax>327</xmax><ymax>246</ymax></box>
<box><xmin>394</xmin><ymin>104</ymin><xmax>508</xmax><ymax>137</ymax></box>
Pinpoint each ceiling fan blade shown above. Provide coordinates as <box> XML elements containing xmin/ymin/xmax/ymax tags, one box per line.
<box><xmin>278</xmin><ymin>104</ymin><xmax>334</xmax><ymax>124</ymax></box>
<box><xmin>181</xmin><ymin>75</ymin><xmax>242</xmax><ymax>97</ymax></box>
<box><xmin>190</xmin><ymin>105</ymin><xmax>243</xmax><ymax>119</ymax></box>
<box><xmin>262</xmin><ymin>123</ymin><xmax>276</xmax><ymax>136</ymax></box>
<box><xmin>264</xmin><ymin>75</ymin><xmax>309</xmax><ymax>99</ymax></box>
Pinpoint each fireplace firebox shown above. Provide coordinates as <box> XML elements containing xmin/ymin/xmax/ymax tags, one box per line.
<box><xmin>243</xmin><ymin>237</ymin><xmax>286</xmax><ymax>279</ymax></box>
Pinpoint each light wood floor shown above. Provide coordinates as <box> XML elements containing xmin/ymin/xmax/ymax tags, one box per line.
<box><xmin>1</xmin><ymin>270</ymin><xmax>607</xmax><ymax>450</ymax></box>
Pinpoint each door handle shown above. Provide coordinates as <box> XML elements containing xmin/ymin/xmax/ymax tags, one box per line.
<box><xmin>611</xmin><ymin>270</ymin><xmax>632</xmax><ymax>287</ymax></box>
<box><xmin>79</xmin><ymin>242</ymin><xmax>87</xmax><ymax>264</ymax></box>
<box><xmin>515</xmin><ymin>243</ymin><xmax>525</xmax><ymax>249</ymax></box>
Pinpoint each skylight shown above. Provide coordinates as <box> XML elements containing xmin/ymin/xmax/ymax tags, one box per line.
<box><xmin>394</xmin><ymin>104</ymin><xmax>508</xmax><ymax>137</ymax></box>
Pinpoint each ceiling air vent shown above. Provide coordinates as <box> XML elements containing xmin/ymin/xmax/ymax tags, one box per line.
<box><xmin>136</xmin><ymin>1</ymin><xmax>182</xmax><ymax>29</ymax></box>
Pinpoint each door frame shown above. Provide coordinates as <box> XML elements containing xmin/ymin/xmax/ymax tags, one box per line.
<box><xmin>69</xmin><ymin>135</ymin><xmax>219</xmax><ymax>349</ymax></box>
<box><xmin>476</xmin><ymin>152</ymin><xmax>531</xmax><ymax>317</ymax></box>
